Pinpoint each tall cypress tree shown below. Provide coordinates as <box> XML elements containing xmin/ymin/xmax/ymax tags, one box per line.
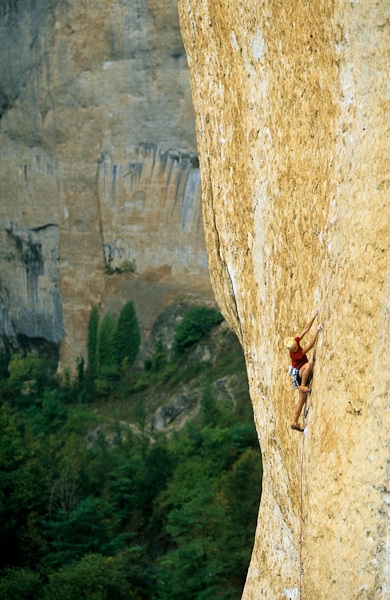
<box><xmin>97</xmin><ymin>314</ymin><xmax>117</xmax><ymax>372</ymax></box>
<box><xmin>87</xmin><ymin>306</ymin><xmax>99</xmax><ymax>379</ymax></box>
<box><xmin>112</xmin><ymin>301</ymin><xmax>141</xmax><ymax>368</ymax></box>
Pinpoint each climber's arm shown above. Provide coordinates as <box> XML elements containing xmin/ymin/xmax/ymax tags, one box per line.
<box><xmin>298</xmin><ymin>309</ymin><xmax>319</xmax><ymax>340</ymax></box>
<box><xmin>301</xmin><ymin>324</ymin><xmax>322</xmax><ymax>355</ymax></box>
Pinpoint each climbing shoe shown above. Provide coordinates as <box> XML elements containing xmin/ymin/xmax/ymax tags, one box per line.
<box><xmin>291</xmin><ymin>425</ymin><xmax>304</xmax><ymax>433</ymax></box>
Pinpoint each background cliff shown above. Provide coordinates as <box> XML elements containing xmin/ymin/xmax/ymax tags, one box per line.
<box><xmin>179</xmin><ymin>0</ymin><xmax>390</xmax><ymax>598</ymax></box>
<box><xmin>0</xmin><ymin>0</ymin><xmax>214</xmax><ymax>366</ymax></box>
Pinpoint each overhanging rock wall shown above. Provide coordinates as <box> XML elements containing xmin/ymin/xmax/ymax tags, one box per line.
<box><xmin>178</xmin><ymin>1</ymin><xmax>390</xmax><ymax>598</ymax></box>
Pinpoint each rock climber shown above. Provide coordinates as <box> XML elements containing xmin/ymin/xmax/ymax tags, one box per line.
<box><xmin>284</xmin><ymin>309</ymin><xmax>322</xmax><ymax>432</ymax></box>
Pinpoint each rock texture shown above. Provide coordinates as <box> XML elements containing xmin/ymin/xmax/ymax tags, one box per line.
<box><xmin>144</xmin><ymin>318</ymin><xmax>248</xmax><ymax>431</ymax></box>
<box><xmin>0</xmin><ymin>0</ymin><xmax>213</xmax><ymax>364</ymax></box>
<box><xmin>178</xmin><ymin>0</ymin><xmax>390</xmax><ymax>598</ymax></box>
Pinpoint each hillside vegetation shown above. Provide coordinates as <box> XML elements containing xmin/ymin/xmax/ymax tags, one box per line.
<box><xmin>0</xmin><ymin>306</ymin><xmax>262</xmax><ymax>600</ymax></box>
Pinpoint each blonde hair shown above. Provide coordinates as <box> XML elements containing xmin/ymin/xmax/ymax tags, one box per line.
<box><xmin>284</xmin><ymin>337</ymin><xmax>297</xmax><ymax>351</ymax></box>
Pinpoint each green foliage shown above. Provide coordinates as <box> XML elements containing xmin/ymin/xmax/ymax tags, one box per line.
<box><xmin>151</xmin><ymin>340</ymin><xmax>167</xmax><ymax>372</ymax></box>
<box><xmin>120</xmin><ymin>259</ymin><xmax>136</xmax><ymax>273</ymax></box>
<box><xmin>200</xmin><ymin>385</ymin><xmax>223</xmax><ymax>428</ymax></box>
<box><xmin>112</xmin><ymin>301</ymin><xmax>141</xmax><ymax>369</ymax></box>
<box><xmin>0</xmin><ymin>568</ymin><xmax>42</xmax><ymax>600</ymax></box>
<box><xmin>76</xmin><ymin>356</ymin><xmax>85</xmax><ymax>385</ymax></box>
<box><xmin>218</xmin><ymin>449</ymin><xmax>263</xmax><ymax>577</ymax></box>
<box><xmin>43</xmin><ymin>551</ymin><xmax>151</xmax><ymax>600</ymax></box>
<box><xmin>105</xmin><ymin>259</ymin><xmax>136</xmax><ymax>275</ymax></box>
<box><xmin>97</xmin><ymin>314</ymin><xmax>117</xmax><ymax>372</ymax></box>
<box><xmin>153</xmin><ymin>423</ymin><xmax>262</xmax><ymax>600</ymax></box>
<box><xmin>89</xmin><ymin>302</ymin><xmax>141</xmax><ymax>394</ymax></box>
<box><xmin>0</xmin><ymin>400</ymin><xmax>58</xmax><ymax>568</ymax></box>
<box><xmin>0</xmin><ymin>352</ymin><xmax>10</xmax><ymax>379</ymax></box>
<box><xmin>87</xmin><ymin>306</ymin><xmax>99</xmax><ymax>379</ymax></box>
<box><xmin>44</xmin><ymin>497</ymin><xmax>117</xmax><ymax>567</ymax></box>
<box><xmin>173</xmin><ymin>307</ymin><xmax>223</xmax><ymax>354</ymax></box>
<box><xmin>5</xmin><ymin>353</ymin><xmax>56</xmax><ymax>405</ymax></box>
<box><xmin>143</xmin><ymin>358</ymin><xmax>153</xmax><ymax>371</ymax></box>
<box><xmin>0</xmin><ymin>343</ymin><xmax>261</xmax><ymax>600</ymax></box>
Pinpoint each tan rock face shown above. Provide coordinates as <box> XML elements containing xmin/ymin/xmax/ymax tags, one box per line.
<box><xmin>179</xmin><ymin>0</ymin><xmax>390</xmax><ymax>597</ymax></box>
<box><xmin>0</xmin><ymin>0</ymin><xmax>213</xmax><ymax>364</ymax></box>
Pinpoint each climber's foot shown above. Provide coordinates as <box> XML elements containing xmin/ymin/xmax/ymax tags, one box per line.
<box><xmin>291</xmin><ymin>424</ymin><xmax>304</xmax><ymax>433</ymax></box>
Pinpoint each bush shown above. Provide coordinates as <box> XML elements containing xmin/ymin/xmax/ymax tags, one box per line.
<box><xmin>151</xmin><ymin>340</ymin><xmax>167</xmax><ymax>372</ymax></box>
<box><xmin>120</xmin><ymin>259</ymin><xmax>136</xmax><ymax>273</ymax></box>
<box><xmin>173</xmin><ymin>307</ymin><xmax>223</xmax><ymax>355</ymax></box>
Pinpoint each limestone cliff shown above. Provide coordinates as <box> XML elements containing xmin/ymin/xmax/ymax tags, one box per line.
<box><xmin>179</xmin><ymin>0</ymin><xmax>390</xmax><ymax>598</ymax></box>
<box><xmin>0</xmin><ymin>0</ymin><xmax>214</xmax><ymax>364</ymax></box>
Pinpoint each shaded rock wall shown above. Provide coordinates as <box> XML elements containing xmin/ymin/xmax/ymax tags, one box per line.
<box><xmin>179</xmin><ymin>0</ymin><xmax>390</xmax><ymax>598</ymax></box>
<box><xmin>0</xmin><ymin>222</ymin><xmax>62</xmax><ymax>354</ymax></box>
<box><xmin>0</xmin><ymin>0</ymin><xmax>214</xmax><ymax>365</ymax></box>
<box><xmin>98</xmin><ymin>144</ymin><xmax>204</xmax><ymax>276</ymax></box>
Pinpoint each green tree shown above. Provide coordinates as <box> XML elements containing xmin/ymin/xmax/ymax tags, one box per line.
<box><xmin>44</xmin><ymin>497</ymin><xmax>117</xmax><ymax>567</ymax></box>
<box><xmin>112</xmin><ymin>301</ymin><xmax>141</xmax><ymax>369</ymax></box>
<box><xmin>173</xmin><ymin>307</ymin><xmax>223</xmax><ymax>355</ymax></box>
<box><xmin>0</xmin><ymin>333</ymin><xmax>260</xmax><ymax>600</ymax></box>
<box><xmin>87</xmin><ymin>306</ymin><xmax>99</xmax><ymax>379</ymax></box>
<box><xmin>0</xmin><ymin>568</ymin><xmax>42</xmax><ymax>600</ymax></box>
<box><xmin>43</xmin><ymin>551</ymin><xmax>151</xmax><ymax>600</ymax></box>
<box><xmin>0</xmin><ymin>402</ymin><xmax>57</xmax><ymax>569</ymax></box>
<box><xmin>219</xmin><ymin>448</ymin><xmax>262</xmax><ymax>582</ymax></box>
<box><xmin>153</xmin><ymin>420</ymin><xmax>261</xmax><ymax>600</ymax></box>
<box><xmin>0</xmin><ymin>352</ymin><xmax>10</xmax><ymax>379</ymax></box>
<box><xmin>6</xmin><ymin>353</ymin><xmax>56</xmax><ymax>405</ymax></box>
<box><xmin>155</xmin><ymin>454</ymin><xmax>233</xmax><ymax>600</ymax></box>
<box><xmin>97</xmin><ymin>314</ymin><xmax>117</xmax><ymax>372</ymax></box>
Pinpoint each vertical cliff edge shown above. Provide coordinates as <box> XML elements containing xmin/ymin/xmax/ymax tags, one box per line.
<box><xmin>178</xmin><ymin>0</ymin><xmax>390</xmax><ymax>598</ymax></box>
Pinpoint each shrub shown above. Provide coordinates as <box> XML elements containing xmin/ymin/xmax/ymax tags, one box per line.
<box><xmin>173</xmin><ymin>307</ymin><xmax>223</xmax><ymax>355</ymax></box>
<box><xmin>120</xmin><ymin>259</ymin><xmax>136</xmax><ymax>273</ymax></box>
<box><xmin>151</xmin><ymin>340</ymin><xmax>167</xmax><ymax>372</ymax></box>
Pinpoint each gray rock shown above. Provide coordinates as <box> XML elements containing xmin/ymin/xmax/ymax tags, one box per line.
<box><xmin>151</xmin><ymin>387</ymin><xmax>201</xmax><ymax>430</ymax></box>
<box><xmin>0</xmin><ymin>0</ymin><xmax>213</xmax><ymax>366</ymax></box>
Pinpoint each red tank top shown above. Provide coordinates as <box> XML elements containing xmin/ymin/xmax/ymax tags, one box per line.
<box><xmin>290</xmin><ymin>336</ymin><xmax>308</xmax><ymax>370</ymax></box>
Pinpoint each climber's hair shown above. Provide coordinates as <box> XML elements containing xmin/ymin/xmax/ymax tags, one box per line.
<box><xmin>284</xmin><ymin>337</ymin><xmax>297</xmax><ymax>351</ymax></box>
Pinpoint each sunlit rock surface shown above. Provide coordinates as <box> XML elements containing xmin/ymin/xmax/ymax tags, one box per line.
<box><xmin>179</xmin><ymin>0</ymin><xmax>390</xmax><ymax>597</ymax></box>
<box><xmin>0</xmin><ymin>0</ymin><xmax>213</xmax><ymax>364</ymax></box>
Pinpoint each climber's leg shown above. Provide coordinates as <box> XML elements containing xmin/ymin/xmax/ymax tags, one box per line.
<box><xmin>291</xmin><ymin>390</ymin><xmax>307</xmax><ymax>429</ymax></box>
<box><xmin>298</xmin><ymin>362</ymin><xmax>312</xmax><ymax>390</ymax></box>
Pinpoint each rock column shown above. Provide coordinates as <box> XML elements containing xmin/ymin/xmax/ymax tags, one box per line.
<box><xmin>179</xmin><ymin>0</ymin><xmax>390</xmax><ymax>597</ymax></box>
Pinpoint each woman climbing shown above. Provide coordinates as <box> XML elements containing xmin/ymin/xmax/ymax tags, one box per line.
<box><xmin>284</xmin><ymin>309</ymin><xmax>322</xmax><ymax>432</ymax></box>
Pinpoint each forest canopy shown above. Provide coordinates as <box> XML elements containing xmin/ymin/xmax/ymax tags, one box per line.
<box><xmin>0</xmin><ymin>305</ymin><xmax>262</xmax><ymax>600</ymax></box>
